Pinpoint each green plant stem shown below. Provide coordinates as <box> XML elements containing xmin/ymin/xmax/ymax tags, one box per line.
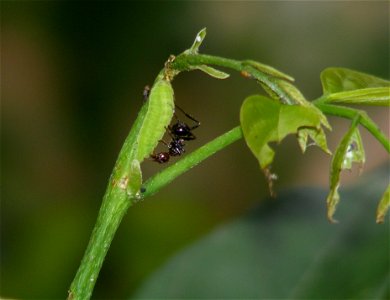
<box><xmin>315</xmin><ymin>102</ymin><xmax>390</xmax><ymax>153</ymax></box>
<box><xmin>68</xmin><ymin>103</ymin><xmax>149</xmax><ymax>300</ymax></box>
<box><xmin>171</xmin><ymin>54</ymin><xmax>295</xmax><ymax>104</ymax></box>
<box><xmin>141</xmin><ymin>126</ymin><xmax>243</xmax><ymax>198</ymax></box>
<box><xmin>172</xmin><ymin>53</ymin><xmax>242</xmax><ymax>71</ymax></box>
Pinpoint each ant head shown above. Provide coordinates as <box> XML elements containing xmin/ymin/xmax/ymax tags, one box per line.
<box><xmin>151</xmin><ymin>152</ymin><xmax>170</xmax><ymax>163</ymax></box>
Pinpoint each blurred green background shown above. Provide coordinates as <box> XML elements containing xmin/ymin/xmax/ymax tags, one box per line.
<box><xmin>1</xmin><ymin>1</ymin><xmax>389</xmax><ymax>299</ymax></box>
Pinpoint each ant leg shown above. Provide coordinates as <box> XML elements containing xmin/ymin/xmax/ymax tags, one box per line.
<box><xmin>159</xmin><ymin>139</ymin><xmax>169</xmax><ymax>146</ymax></box>
<box><xmin>175</xmin><ymin>104</ymin><xmax>201</xmax><ymax>130</ymax></box>
<box><xmin>164</xmin><ymin>126</ymin><xmax>177</xmax><ymax>140</ymax></box>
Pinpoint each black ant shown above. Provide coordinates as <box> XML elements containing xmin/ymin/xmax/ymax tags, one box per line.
<box><xmin>151</xmin><ymin>105</ymin><xmax>200</xmax><ymax>164</ymax></box>
<box><xmin>168</xmin><ymin>104</ymin><xmax>200</xmax><ymax>140</ymax></box>
<box><xmin>142</xmin><ymin>85</ymin><xmax>200</xmax><ymax>164</ymax></box>
<box><xmin>151</xmin><ymin>131</ymin><xmax>186</xmax><ymax>164</ymax></box>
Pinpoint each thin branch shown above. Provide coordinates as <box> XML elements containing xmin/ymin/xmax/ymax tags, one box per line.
<box><xmin>315</xmin><ymin>103</ymin><xmax>390</xmax><ymax>153</ymax></box>
<box><xmin>141</xmin><ymin>126</ymin><xmax>243</xmax><ymax>198</ymax></box>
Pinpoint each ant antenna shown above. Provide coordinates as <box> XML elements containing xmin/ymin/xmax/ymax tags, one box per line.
<box><xmin>174</xmin><ymin>104</ymin><xmax>201</xmax><ymax>130</ymax></box>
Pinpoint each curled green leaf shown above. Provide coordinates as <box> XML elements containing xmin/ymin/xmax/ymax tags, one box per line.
<box><xmin>240</xmin><ymin>95</ymin><xmax>329</xmax><ymax>170</ymax></box>
<box><xmin>194</xmin><ymin>65</ymin><xmax>230</xmax><ymax>79</ymax></box>
<box><xmin>325</xmin><ymin>87</ymin><xmax>390</xmax><ymax>106</ymax></box>
<box><xmin>187</xmin><ymin>27</ymin><xmax>207</xmax><ymax>54</ymax></box>
<box><xmin>376</xmin><ymin>185</ymin><xmax>389</xmax><ymax>223</ymax></box>
<box><xmin>321</xmin><ymin>67</ymin><xmax>390</xmax><ymax>94</ymax></box>
<box><xmin>326</xmin><ymin>118</ymin><xmax>365</xmax><ymax>222</ymax></box>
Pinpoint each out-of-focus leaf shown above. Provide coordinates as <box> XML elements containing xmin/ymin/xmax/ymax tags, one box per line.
<box><xmin>242</xmin><ymin>60</ymin><xmax>294</xmax><ymax>82</ymax></box>
<box><xmin>133</xmin><ymin>167</ymin><xmax>389</xmax><ymax>299</ymax></box>
<box><xmin>327</xmin><ymin>124</ymin><xmax>365</xmax><ymax>222</ymax></box>
<box><xmin>194</xmin><ymin>65</ymin><xmax>230</xmax><ymax>79</ymax></box>
<box><xmin>321</xmin><ymin>67</ymin><xmax>390</xmax><ymax>94</ymax></box>
<box><xmin>240</xmin><ymin>95</ymin><xmax>330</xmax><ymax>169</ymax></box>
<box><xmin>325</xmin><ymin>87</ymin><xmax>390</xmax><ymax>106</ymax></box>
<box><xmin>376</xmin><ymin>185</ymin><xmax>390</xmax><ymax>223</ymax></box>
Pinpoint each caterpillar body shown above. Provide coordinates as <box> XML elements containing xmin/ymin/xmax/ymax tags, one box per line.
<box><xmin>136</xmin><ymin>78</ymin><xmax>175</xmax><ymax>162</ymax></box>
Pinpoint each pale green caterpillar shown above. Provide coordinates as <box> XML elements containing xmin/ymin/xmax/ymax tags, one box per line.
<box><xmin>135</xmin><ymin>77</ymin><xmax>175</xmax><ymax>162</ymax></box>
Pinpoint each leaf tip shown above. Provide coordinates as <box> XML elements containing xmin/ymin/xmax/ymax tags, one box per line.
<box><xmin>326</xmin><ymin>189</ymin><xmax>340</xmax><ymax>224</ymax></box>
<box><xmin>188</xmin><ymin>27</ymin><xmax>207</xmax><ymax>53</ymax></box>
<box><xmin>195</xmin><ymin>65</ymin><xmax>230</xmax><ymax>79</ymax></box>
<box><xmin>327</xmin><ymin>214</ymin><xmax>339</xmax><ymax>224</ymax></box>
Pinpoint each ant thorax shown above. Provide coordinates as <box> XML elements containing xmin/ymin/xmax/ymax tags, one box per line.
<box><xmin>168</xmin><ymin>138</ymin><xmax>186</xmax><ymax>156</ymax></box>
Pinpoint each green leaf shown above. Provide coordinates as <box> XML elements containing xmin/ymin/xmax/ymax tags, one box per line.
<box><xmin>297</xmin><ymin>127</ymin><xmax>331</xmax><ymax>154</ymax></box>
<box><xmin>240</xmin><ymin>95</ymin><xmax>329</xmax><ymax>169</ymax></box>
<box><xmin>242</xmin><ymin>60</ymin><xmax>294</xmax><ymax>82</ymax></box>
<box><xmin>133</xmin><ymin>167</ymin><xmax>389</xmax><ymax>299</ymax></box>
<box><xmin>187</xmin><ymin>27</ymin><xmax>207</xmax><ymax>54</ymax></box>
<box><xmin>321</xmin><ymin>67</ymin><xmax>390</xmax><ymax>94</ymax></box>
<box><xmin>326</xmin><ymin>121</ymin><xmax>365</xmax><ymax>222</ymax></box>
<box><xmin>376</xmin><ymin>185</ymin><xmax>390</xmax><ymax>223</ymax></box>
<box><xmin>194</xmin><ymin>65</ymin><xmax>230</xmax><ymax>79</ymax></box>
<box><xmin>325</xmin><ymin>87</ymin><xmax>390</xmax><ymax>106</ymax></box>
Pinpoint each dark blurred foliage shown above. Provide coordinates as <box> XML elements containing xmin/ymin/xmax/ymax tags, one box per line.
<box><xmin>134</xmin><ymin>167</ymin><xmax>389</xmax><ymax>299</ymax></box>
<box><xmin>1</xmin><ymin>1</ymin><xmax>388</xmax><ymax>299</ymax></box>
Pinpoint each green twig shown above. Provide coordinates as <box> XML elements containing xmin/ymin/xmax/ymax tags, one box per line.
<box><xmin>315</xmin><ymin>102</ymin><xmax>390</xmax><ymax>153</ymax></box>
<box><xmin>141</xmin><ymin>126</ymin><xmax>243</xmax><ymax>198</ymax></box>
<box><xmin>67</xmin><ymin>103</ymin><xmax>149</xmax><ymax>300</ymax></box>
<box><xmin>171</xmin><ymin>54</ymin><xmax>295</xmax><ymax>104</ymax></box>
